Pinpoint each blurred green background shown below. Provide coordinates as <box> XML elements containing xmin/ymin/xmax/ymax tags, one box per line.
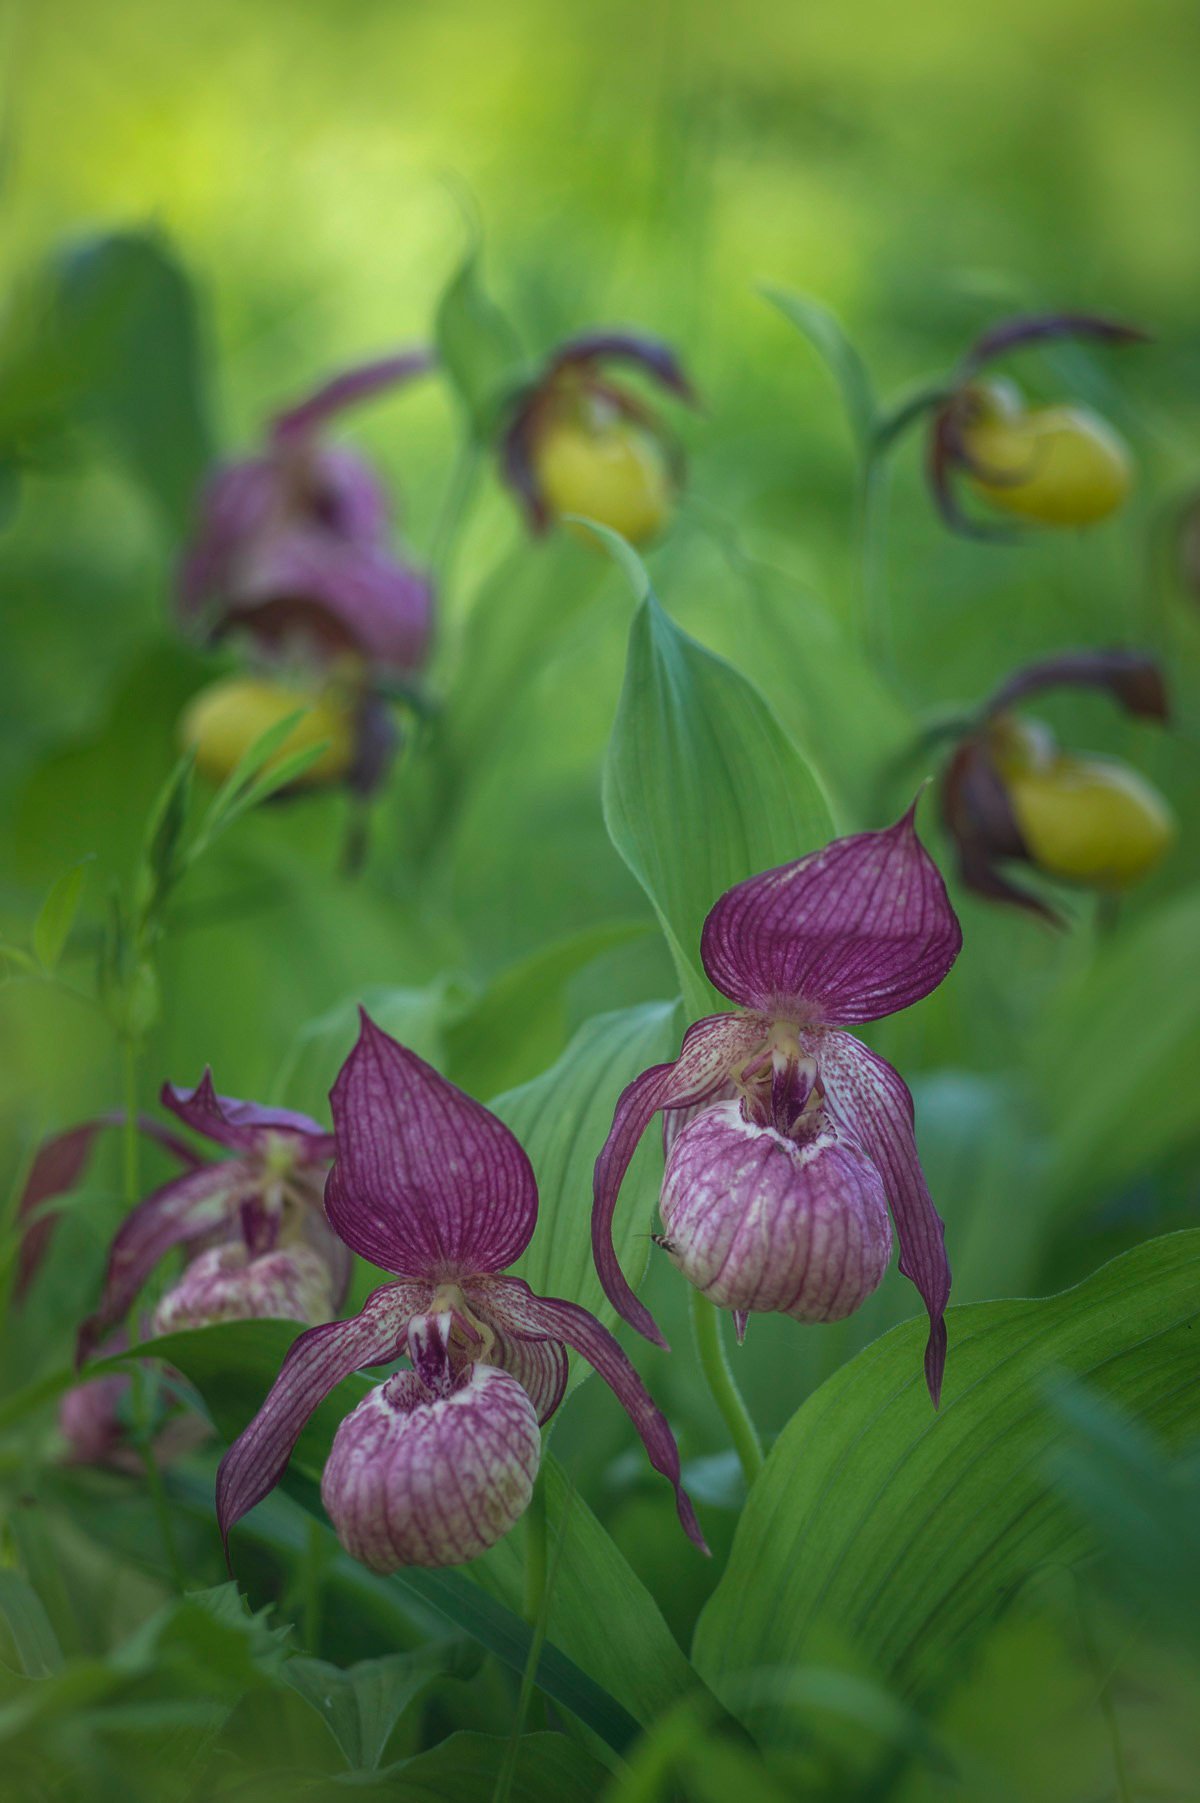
<box><xmin>1</xmin><ymin>0</ymin><xmax>1199</xmax><ymax>1794</ymax></box>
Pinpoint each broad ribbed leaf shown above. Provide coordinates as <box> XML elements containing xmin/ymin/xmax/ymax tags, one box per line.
<box><xmin>492</xmin><ymin>1001</ymin><xmax>679</xmax><ymax>1341</ymax></box>
<box><xmin>761</xmin><ymin>287</ymin><xmax>878</xmax><ymax>449</ymax></box>
<box><xmin>693</xmin><ymin>1232</ymin><xmax>1200</xmax><ymax>1726</ymax></box>
<box><xmin>604</xmin><ymin>591</ymin><xmax>834</xmax><ymax>1018</ymax></box>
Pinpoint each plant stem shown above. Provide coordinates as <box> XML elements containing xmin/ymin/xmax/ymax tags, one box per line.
<box><xmin>689</xmin><ymin>1290</ymin><xmax>762</xmax><ymax>1488</ymax></box>
<box><xmin>429</xmin><ymin>435</ymin><xmax>482</xmax><ymax>595</ymax></box>
<box><xmin>857</xmin><ymin>449</ymin><xmax>895</xmax><ymax>681</ymax></box>
<box><xmin>522</xmin><ymin>1464</ymin><xmax>548</xmax><ymax>1627</ymax></box>
<box><xmin>119</xmin><ymin>1034</ymin><xmax>140</xmax><ymax>1205</ymax></box>
<box><xmin>132</xmin><ymin>1364</ymin><xmax>184</xmax><ymax>1591</ymax></box>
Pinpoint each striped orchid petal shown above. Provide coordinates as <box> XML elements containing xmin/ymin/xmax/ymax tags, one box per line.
<box><xmin>592</xmin><ymin>1012</ymin><xmax>769</xmax><ymax>1347</ymax></box>
<box><xmin>77</xmin><ymin>1161</ymin><xmax>251</xmax><ymax>1365</ymax></box>
<box><xmin>480</xmin><ymin>1277</ymin><xmax>708</xmax><ymax>1553</ymax></box>
<box><xmin>327</xmin><ymin>1014</ymin><xmax>539</xmax><ymax>1279</ymax></box>
<box><xmin>816</xmin><ymin>1030</ymin><xmax>951</xmax><ymax>1406</ymax></box>
<box><xmin>699</xmin><ymin>805</ymin><xmax>962</xmax><ymax>1026</ymax></box>
<box><xmin>161</xmin><ymin>1073</ymin><xmax>335</xmax><ymax>1161</ymax></box>
<box><xmin>215</xmin><ymin>1280</ymin><xmax>427</xmax><ymax>1550</ymax></box>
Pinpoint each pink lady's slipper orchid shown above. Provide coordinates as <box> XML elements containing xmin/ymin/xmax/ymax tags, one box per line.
<box><xmin>500</xmin><ymin>332</ymin><xmax>695</xmax><ymax>546</ymax></box>
<box><xmin>216</xmin><ymin>1014</ymin><xmax>705</xmax><ymax>1570</ymax></box>
<box><xmin>76</xmin><ymin>1076</ymin><xmax>348</xmax><ymax>1366</ymax></box>
<box><xmin>178</xmin><ymin>352</ymin><xmax>435</xmax><ymax>678</ymax></box>
<box><xmin>58</xmin><ymin>1324</ymin><xmax>209</xmax><ymax>1475</ymax></box>
<box><xmin>594</xmin><ymin>808</ymin><xmax>962</xmax><ymax>1404</ymax></box>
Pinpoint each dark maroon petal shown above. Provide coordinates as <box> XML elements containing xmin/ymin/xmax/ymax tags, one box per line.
<box><xmin>983</xmin><ymin>650</ymin><xmax>1169</xmax><ymax>723</ymax></box>
<box><xmin>815</xmin><ymin>1032</ymin><xmax>951</xmax><ymax>1406</ymax></box>
<box><xmin>466</xmin><ymin>1278</ymin><xmax>570</xmax><ymax>1423</ymax></box>
<box><xmin>482</xmin><ymin>1277</ymin><xmax>708</xmax><ymax>1553</ymax></box>
<box><xmin>700</xmin><ymin>806</ymin><xmax>962</xmax><ymax>1026</ymax></box>
<box><xmin>270</xmin><ymin>350</ymin><xmax>435</xmax><ymax>445</ymax></box>
<box><xmin>925</xmin><ymin>407</ymin><xmax>1017</xmax><ymax>544</ymax></box>
<box><xmin>547</xmin><ymin>332</ymin><xmax>696</xmax><ymax>404</ymax></box>
<box><xmin>940</xmin><ymin>741</ymin><xmax>1062</xmax><ymax>925</ymax></box>
<box><xmin>498</xmin><ymin>399</ymin><xmax>549</xmax><ymax>532</ymax></box>
<box><xmin>77</xmin><ymin>1162</ymin><xmax>250</xmax><ymax>1365</ymax></box>
<box><xmin>215</xmin><ymin>1279</ymin><xmax>427</xmax><ymax>1552</ymax></box>
<box><xmin>161</xmin><ymin>1073</ymin><xmax>335</xmax><ymax>1161</ymax></box>
<box><xmin>962</xmin><ymin>311</ymin><xmax>1149</xmax><ymax>376</ymax></box>
<box><xmin>14</xmin><ymin>1114</ymin><xmax>202</xmax><ymax>1302</ymax></box>
<box><xmin>593</xmin><ymin>1013</ymin><xmax>768</xmax><ymax>1348</ymax></box>
<box><xmin>177</xmin><ymin>459</ymin><xmax>281</xmax><ymax>623</ymax></box>
<box><xmin>327</xmin><ymin>1013</ymin><xmax>539</xmax><ymax>1280</ymax></box>
<box><xmin>227</xmin><ymin>528</ymin><xmax>434</xmax><ymax>675</ymax></box>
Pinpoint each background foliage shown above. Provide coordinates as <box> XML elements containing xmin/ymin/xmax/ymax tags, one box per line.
<box><xmin>1</xmin><ymin>0</ymin><xmax>1198</xmax><ymax>1797</ymax></box>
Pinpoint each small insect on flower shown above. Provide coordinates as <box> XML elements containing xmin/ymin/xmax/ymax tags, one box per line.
<box><xmin>926</xmin><ymin>312</ymin><xmax>1147</xmax><ymax>535</ymax></box>
<box><xmin>75</xmin><ymin>1076</ymin><xmax>349</xmax><ymax>1366</ymax></box>
<box><xmin>500</xmin><ymin>332</ymin><xmax>696</xmax><ymax>546</ymax></box>
<box><xmin>178</xmin><ymin>351</ymin><xmax>435</xmax><ymax>678</ymax></box>
<box><xmin>216</xmin><ymin>1015</ymin><xmax>705</xmax><ymax>1571</ymax></box>
<box><xmin>940</xmin><ymin>649</ymin><xmax>1175</xmax><ymax>919</ymax></box>
<box><xmin>593</xmin><ymin>806</ymin><xmax>962</xmax><ymax>1402</ymax></box>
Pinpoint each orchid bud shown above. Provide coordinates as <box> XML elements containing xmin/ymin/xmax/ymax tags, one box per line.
<box><xmin>991</xmin><ymin>716</ymin><xmax>1174</xmax><ymax>889</ymax></box>
<box><xmin>179</xmin><ymin>674</ymin><xmax>357</xmax><ymax>790</ymax></box>
<box><xmin>152</xmin><ymin>1242</ymin><xmax>337</xmax><ymax>1335</ymax></box>
<box><xmin>532</xmin><ymin>391</ymin><xmax>675</xmax><ymax>546</ymax></box>
<box><xmin>958</xmin><ymin>380</ymin><xmax>1132</xmax><ymax>526</ymax></box>
<box><xmin>320</xmin><ymin>1356</ymin><xmax>541</xmax><ymax>1571</ymax></box>
<box><xmin>658</xmin><ymin>1098</ymin><xmax>892</xmax><ymax>1326</ymax></box>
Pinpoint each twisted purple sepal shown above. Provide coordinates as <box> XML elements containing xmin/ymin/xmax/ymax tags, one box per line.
<box><xmin>270</xmin><ymin>349</ymin><xmax>435</xmax><ymax>445</ymax></box>
<box><xmin>982</xmin><ymin>648</ymin><xmax>1168</xmax><ymax>723</ymax></box>
<box><xmin>545</xmin><ymin>331</ymin><xmax>697</xmax><ymax>404</ymax></box>
<box><xmin>961</xmin><ymin>311</ymin><xmax>1149</xmax><ymax>377</ymax></box>
<box><xmin>215</xmin><ymin>1280</ymin><xmax>428</xmax><ymax>1552</ymax></box>
<box><xmin>592</xmin><ymin>1012</ymin><xmax>769</xmax><ymax>1347</ymax></box>
<box><xmin>700</xmin><ymin>804</ymin><xmax>962</xmax><ymax>1026</ymax></box>
<box><xmin>479</xmin><ymin>1278</ymin><xmax>709</xmax><ymax>1553</ymax></box>
<box><xmin>327</xmin><ymin>1013</ymin><xmax>539</xmax><ymax>1278</ymax></box>
<box><xmin>817</xmin><ymin>1032</ymin><xmax>951</xmax><ymax>1406</ymax></box>
<box><xmin>76</xmin><ymin>1161</ymin><xmax>250</xmax><ymax>1366</ymax></box>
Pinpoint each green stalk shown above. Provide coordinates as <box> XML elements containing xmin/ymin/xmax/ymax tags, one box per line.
<box><xmin>119</xmin><ymin>1034</ymin><xmax>140</xmax><ymax>1205</ymax></box>
<box><xmin>689</xmin><ymin>1290</ymin><xmax>763</xmax><ymax>1488</ymax></box>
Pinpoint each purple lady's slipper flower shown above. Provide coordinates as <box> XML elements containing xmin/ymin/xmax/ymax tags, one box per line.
<box><xmin>178</xmin><ymin>351</ymin><xmax>435</xmax><ymax>677</ymax></box>
<box><xmin>77</xmin><ymin>1074</ymin><xmax>348</xmax><ymax>1365</ymax></box>
<box><xmin>924</xmin><ymin>312</ymin><xmax>1147</xmax><ymax>537</ymax></box>
<box><xmin>216</xmin><ymin>1014</ymin><xmax>706</xmax><ymax>1567</ymax></box>
<box><xmin>58</xmin><ymin>1325</ymin><xmax>210</xmax><ymax>1475</ymax></box>
<box><xmin>499</xmin><ymin>331</ymin><xmax>696</xmax><ymax>545</ymax></box>
<box><xmin>940</xmin><ymin>649</ymin><xmax>1174</xmax><ymax>919</ymax></box>
<box><xmin>593</xmin><ymin>807</ymin><xmax>962</xmax><ymax>1404</ymax></box>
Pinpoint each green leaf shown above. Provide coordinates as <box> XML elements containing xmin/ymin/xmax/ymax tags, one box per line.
<box><xmin>0</xmin><ymin>1572</ymin><xmax>65</xmax><ymax>1678</ymax></box>
<box><xmin>761</xmin><ymin>285</ymin><xmax>878</xmax><ymax>449</ymax></box>
<box><xmin>473</xmin><ymin>1455</ymin><xmax>705</xmax><ymax>1729</ymax></box>
<box><xmin>1031</xmin><ymin>887</ymin><xmax>1200</xmax><ymax>1210</ymax></box>
<box><xmin>135</xmin><ymin>753</ymin><xmax>194</xmax><ymax>926</ymax></box>
<box><xmin>32</xmin><ymin>858</ymin><xmax>91</xmax><ymax>971</ymax></box>
<box><xmin>445</xmin><ymin>923</ymin><xmax>649</xmax><ymax>1101</ymax></box>
<box><xmin>693</xmin><ymin>1231</ymin><xmax>1200</xmax><ymax>1725</ymax></box>
<box><xmin>435</xmin><ymin>240</ymin><xmax>525</xmax><ymax>438</ymax></box>
<box><xmin>55</xmin><ymin>230</ymin><xmax>214</xmax><ymax>534</ymax></box>
<box><xmin>365</xmin><ymin>1729</ymin><xmax>611</xmax><ymax>1802</ymax></box>
<box><xmin>603</xmin><ymin>591</ymin><xmax>834</xmax><ymax>1017</ymax></box>
<box><xmin>195</xmin><ymin>707</ymin><xmax>310</xmax><ymax>840</ymax></box>
<box><xmin>284</xmin><ymin>1643</ymin><xmax>463</xmax><ymax>1770</ymax></box>
<box><xmin>566</xmin><ymin>517</ymin><xmax>652</xmax><ymax>601</ymax></box>
<box><xmin>493</xmin><ymin>1001</ymin><xmax>679</xmax><ymax>1337</ymax></box>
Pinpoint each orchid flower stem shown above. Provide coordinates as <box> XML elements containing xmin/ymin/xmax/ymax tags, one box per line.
<box><xmin>688</xmin><ymin>1291</ymin><xmax>763</xmax><ymax>1488</ymax></box>
<box><xmin>522</xmin><ymin>1464</ymin><xmax>548</xmax><ymax>1627</ymax></box>
<box><xmin>429</xmin><ymin>435</ymin><xmax>482</xmax><ymax>594</ymax></box>
<box><xmin>858</xmin><ymin>447</ymin><xmax>897</xmax><ymax>687</ymax></box>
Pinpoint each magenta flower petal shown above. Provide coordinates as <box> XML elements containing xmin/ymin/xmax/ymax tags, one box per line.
<box><xmin>481</xmin><ymin>1277</ymin><xmax>708</xmax><ymax>1554</ymax></box>
<box><xmin>466</xmin><ymin>1284</ymin><xmax>570</xmax><ymax>1423</ymax></box>
<box><xmin>77</xmin><ymin>1161</ymin><xmax>251</xmax><ymax>1365</ymax></box>
<box><xmin>270</xmin><ymin>349</ymin><xmax>435</xmax><ymax>445</ymax></box>
<box><xmin>227</xmin><ymin>528</ymin><xmax>434</xmax><ymax>675</ymax></box>
<box><xmin>161</xmin><ymin>1073</ymin><xmax>335</xmax><ymax>1162</ymax></box>
<box><xmin>700</xmin><ymin>806</ymin><xmax>962</xmax><ymax>1026</ymax></box>
<box><xmin>816</xmin><ymin>1031</ymin><xmax>951</xmax><ymax>1405</ymax></box>
<box><xmin>593</xmin><ymin>1012</ymin><xmax>769</xmax><ymax>1347</ymax></box>
<box><xmin>327</xmin><ymin>1014</ymin><xmax>539</xmax><ymax>1279</ymax></box>
<box><xmin>215</xmin><ymin>1279</ymin><xmax>428</xmax><ymax>1550</ymax></box>
<box><xmin>14</xmin><ymin>1112</ymin><xmax>200</xmax><ymax>1302</ymax></box>
<box><xmin>152</xmin><ymin>1242</ymin><xmax>339</xmax><ymax>1335</ymax></box>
